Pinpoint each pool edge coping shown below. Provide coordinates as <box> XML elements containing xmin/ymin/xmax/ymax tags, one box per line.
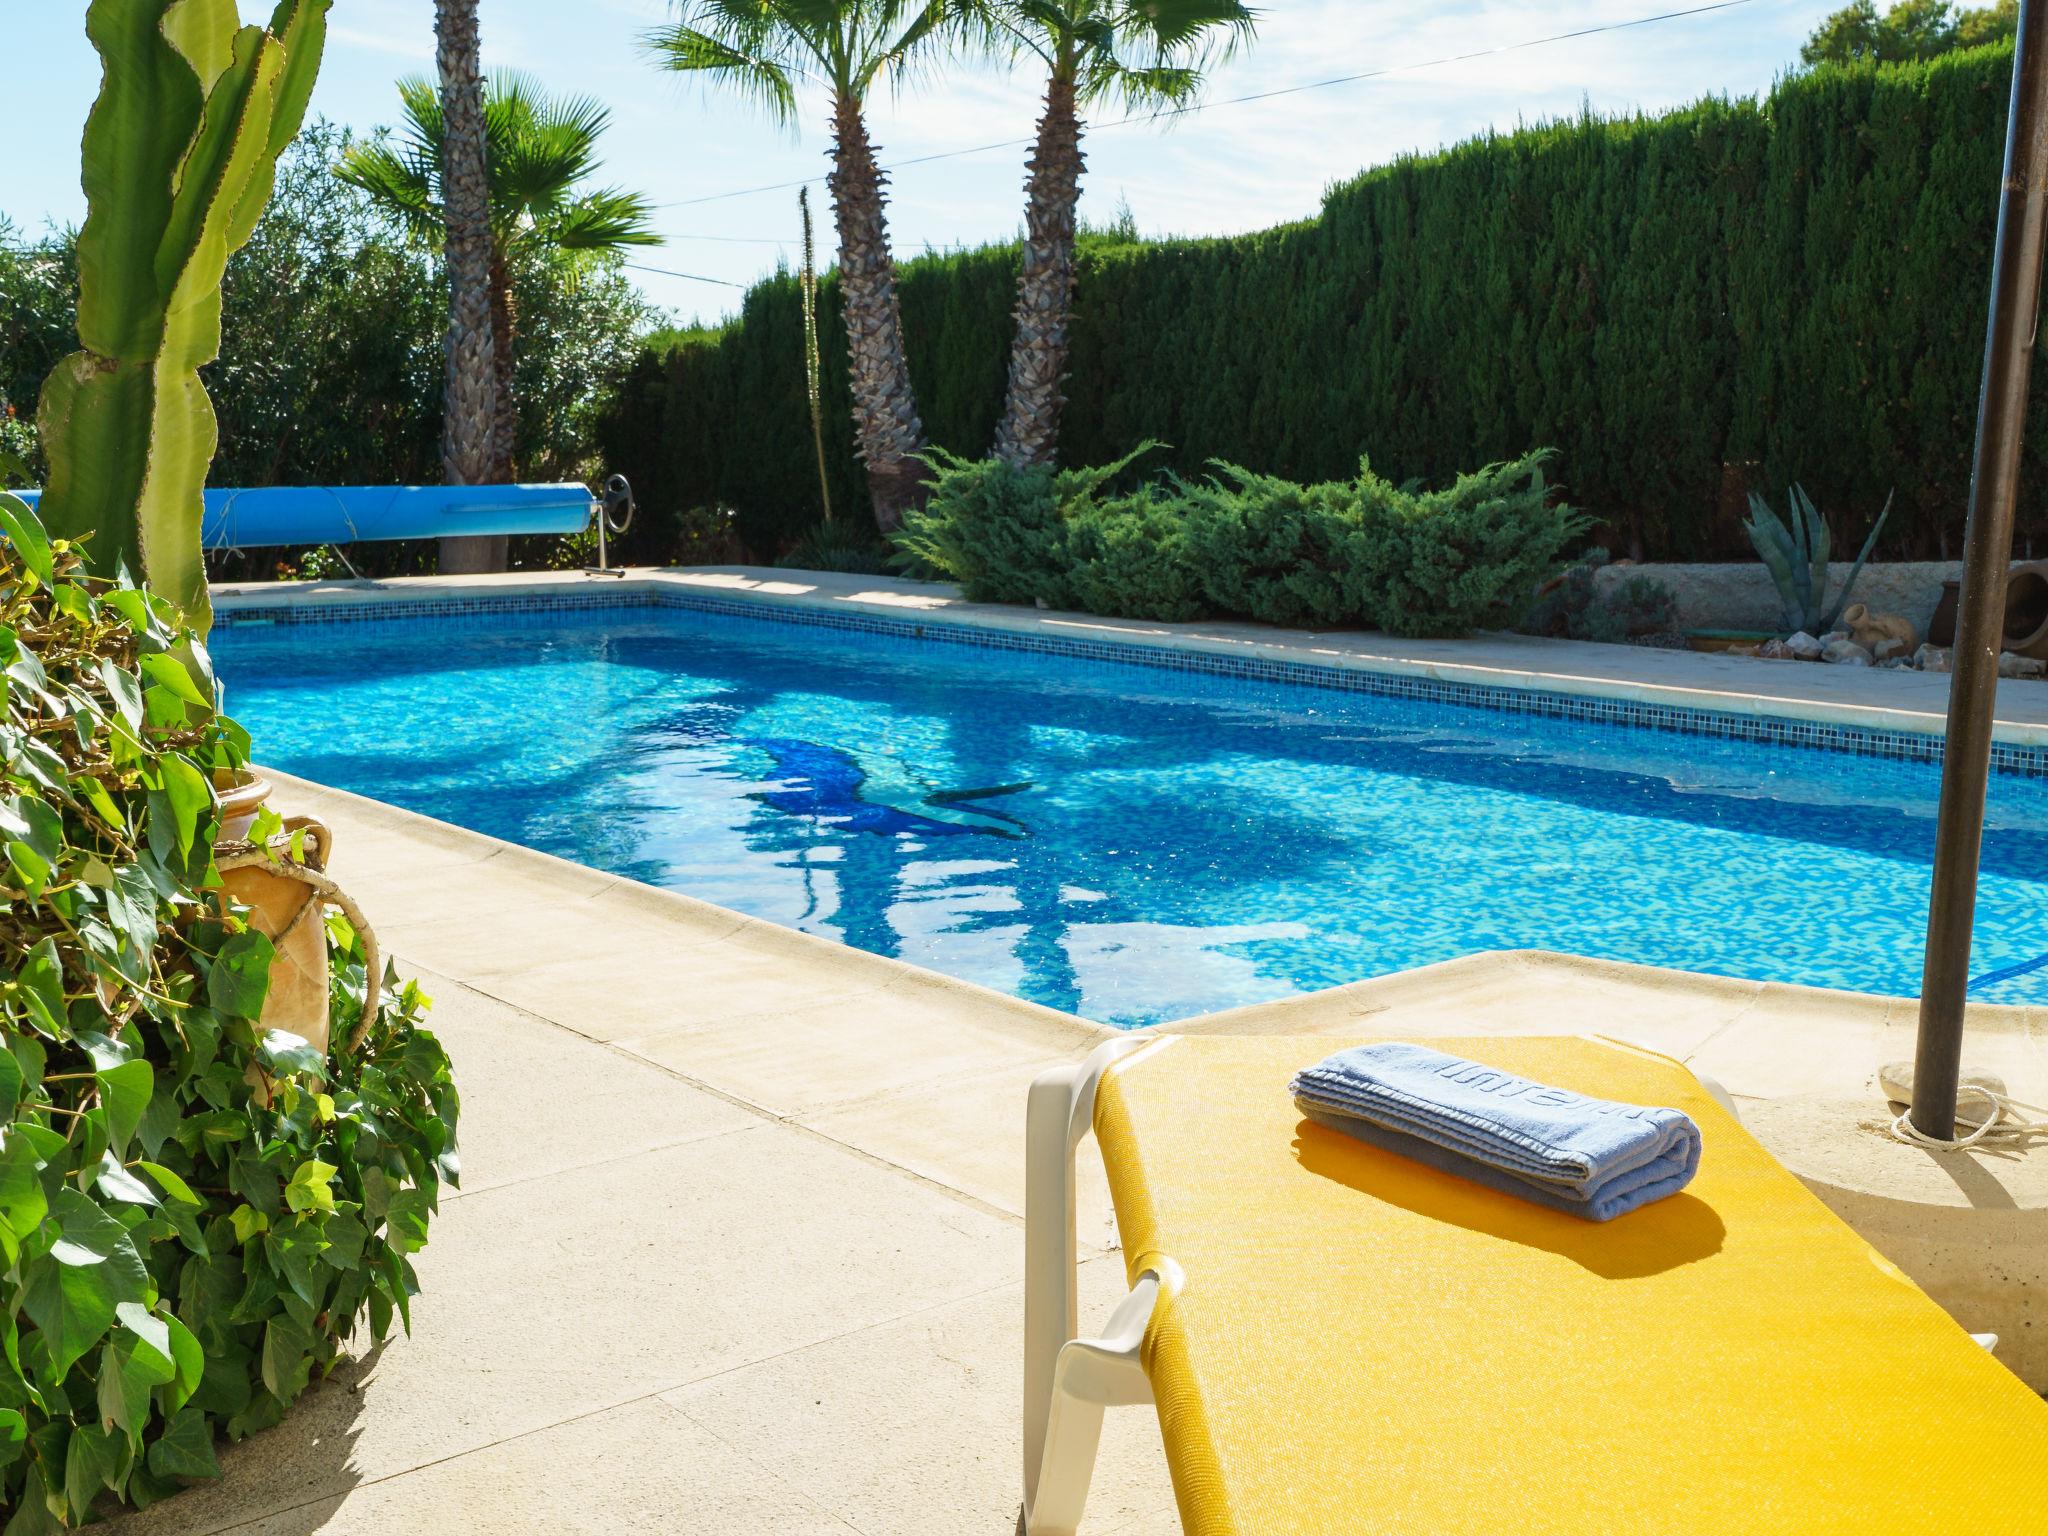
<box><xmin>262</xmin><ymin>764</ymin><xmax>2038</xmax><ymax>1055</ymax></box>
<box><xmin>212</xmin><ymin>567</ymin><xmax>2048</xmax><ymax>774</ymax></box>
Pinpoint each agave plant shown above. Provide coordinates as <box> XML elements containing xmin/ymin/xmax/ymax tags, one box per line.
<box><xmin>1744</xmin><ymin>483</ymin><xmax>1894</xmax><ymax>636</ymax></box>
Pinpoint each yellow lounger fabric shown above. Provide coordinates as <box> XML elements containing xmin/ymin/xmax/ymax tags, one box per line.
<box><xmin>1092</xmin><ymin>1034</ymin><xmax>2048</xmax><ymax>1535</ymax></box>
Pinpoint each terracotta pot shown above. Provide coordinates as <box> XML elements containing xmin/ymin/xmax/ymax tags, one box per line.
<box><xmin>1927</xmin><ymin>563</ymin><xmax>2048</xmax><ymax>658</ymax></box>
<box><xmin>1929</xmin><ymin>580</ymin><xmax>1961</xmax><ymax>647</ymax></box>
<box><xmin>214</xmin><ymin>772</ymin><xmax>332</xmax><ymax>1057</ymax></box>
<box><xmin>2009</xmin><ymin>563</ymin><xmax>2048</xmax><ymax>660</ymax></box>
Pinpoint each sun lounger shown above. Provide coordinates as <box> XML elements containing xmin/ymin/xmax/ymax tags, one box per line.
<box><xmin>1021</xmin><ymin>1034</ymin><xmax>2048</xmax><ymax>1535</ymax></box>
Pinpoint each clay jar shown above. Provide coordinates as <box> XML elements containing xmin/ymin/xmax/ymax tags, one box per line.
<box><xmin>215</xmin><ymin>773</ymin><xmax>332</xmax><ymax>1057</ymax></box>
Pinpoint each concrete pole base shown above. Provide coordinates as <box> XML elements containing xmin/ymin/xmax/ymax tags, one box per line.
<box><xmin>439</xmin><ymin>534</ymin><xmax>509</xmax><ymax>574</ymax></box>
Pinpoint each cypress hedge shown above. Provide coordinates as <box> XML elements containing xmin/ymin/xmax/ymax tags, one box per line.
<box><xmin>599</xmin><ymin>44</ymin><xmax>2038</xmax><ymax>565</ymax></box>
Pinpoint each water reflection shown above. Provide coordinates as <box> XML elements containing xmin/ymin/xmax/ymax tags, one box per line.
<box><xmin>212</xmin><ymin>607</ymin><xmax>2048</xmax><ymax>1024</ymax></box>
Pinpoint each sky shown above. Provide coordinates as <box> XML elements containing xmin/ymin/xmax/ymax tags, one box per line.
<box><xmin>5</xmin><ymin>0</ymin><xmax>1841</xmax><ymax>327</ymax></box>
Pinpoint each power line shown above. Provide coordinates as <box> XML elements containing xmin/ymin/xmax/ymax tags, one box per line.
<box><xmin>656</xmin><ymin>0</ymin><xmax>1766</xmax><ymax>210</ymax></box>
<box><xmin>623</xmin><ymin>260</ymin><xmax>750</xmax><ymax>288</ymax></box>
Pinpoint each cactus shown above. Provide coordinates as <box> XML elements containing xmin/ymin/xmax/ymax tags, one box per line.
<box><xmin>1744</xmin><ymin>483</ymin><xmax>1894</xmax><ymax>636</ymax></box>
<box><xmin>799</xmin><ymin>186</ymin><xmax>833</xmax><ymax>525</ymax></box>
<box><xmin>35</xmin><ymin>0</ymin><xmax>329</xmax><ymax>634</ymax></box>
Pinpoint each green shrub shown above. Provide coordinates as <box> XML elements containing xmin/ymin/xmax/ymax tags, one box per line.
<box><xmin>895</xmin><ymin>446</ymin><xmax>1162</xmax><ymax>605</ymax></box>
<box><xmin>1179</xmin><ymin>465</ymin><xmax>1369</xmax><ymax>628</ymax></box>
<box><xmin>1371</xmin><ymin>455</ymin><xmax>1588</xmax><ymax>638</ymax></box>
<box><xmin>778</xmin><ymin>522</ymin><xmax>894</xmax><ymax>576</ymax></box>
<box><xmin>897</xmin><ymin>446</ymin><xmax>1578</xmax><ymax>638</ymax></box>
<box><xmin>1522</xmin><ymin>549</ymin><xmax>1679</xmax><ymax>642</ymax></box>
<box><xmin>0</xmin><ymin>497</ymin><xmax>456</xmax><ymax>1527</ymax></box>
<box><xmin>1064</xmin><ymin>488</ymin><xmax>1207</xmax><ymax>622</ymax></box>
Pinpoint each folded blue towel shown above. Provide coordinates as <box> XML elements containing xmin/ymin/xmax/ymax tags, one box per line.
<box><xmin>1290</xmin><ymin>1042</ymin><xmax>1702</xmax><ymax>1222</ymax></box>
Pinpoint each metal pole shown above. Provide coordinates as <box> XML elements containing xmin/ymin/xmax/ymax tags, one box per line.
<box><xmin>1911</xmin><ymin>0</ymin><xmax>2048</xmax><ymax>1141</ymax></box>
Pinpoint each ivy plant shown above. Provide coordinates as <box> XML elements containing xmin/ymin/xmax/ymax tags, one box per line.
<box><xmin>0</xmin><ymin>494</ymin><xmax>458</xmax><ymax>1530</ymax></box>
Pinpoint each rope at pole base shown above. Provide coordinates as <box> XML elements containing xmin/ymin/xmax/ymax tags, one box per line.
<box><xmin>1889</xmin><ymin>1084</ymin><xmax>2048</xmax><ymax>1151</ymax></box>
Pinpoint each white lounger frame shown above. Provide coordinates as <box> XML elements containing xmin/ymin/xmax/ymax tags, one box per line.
<box><xmin>1018</xmin><ymin>1036</ymin><xmax>1786</xmax><ymax>1536</ymax></box>
<box><xmin>1022</xmin><ymin>1037</ymin><xmax>1160</xmax><ymax>1536</ymax></box>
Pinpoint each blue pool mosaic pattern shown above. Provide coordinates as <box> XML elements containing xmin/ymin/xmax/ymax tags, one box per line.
<box><xmin>211</xmin><ymin>597</ymin><xmax>2048</xmax><ymax>1027</ymax></box>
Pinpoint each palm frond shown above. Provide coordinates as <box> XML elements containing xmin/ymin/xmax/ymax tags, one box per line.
<box><xmin>335</xmin><ymin>69</ymin><xmax>658</xmax><ymax>261</ymax></box>
<box><xmin>859</xmin><ymin>0</ymin><xmax>967</xmax><ymax>97</ymax></box>
<box><xmin>1093</xmin><ymin>62</ymin><xmax>1201</xmax><ymax>109</ymax></box>
<box><xmin>332</xmin><ymin>138</ymin><xmax>442</xmax><ymax>245</ymax></box>
<box><xmin>536</xmin><ymin>188</ymin><xmax>665</xmax><ymax>252</ymax></box>
<box><xmin>1043</xmin><ymin>0</ymin><xmax>1257</xmax><ymax>111</ymax></box>
<box><xmin>643</xmin><ymin>22</ymin><xmax>803</xmax><ymax>123</ymax></box>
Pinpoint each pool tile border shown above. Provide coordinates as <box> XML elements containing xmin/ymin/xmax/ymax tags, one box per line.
<box><xmin>213</xmin><ymin>586</ymin><xmax>2048</xmax><ymax>779</ymax></box>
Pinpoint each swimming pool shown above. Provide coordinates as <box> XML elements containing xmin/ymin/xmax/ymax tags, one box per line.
<box><xmin>212</xmin><ymin>599</ymin><xmax>2048</xmax><ymax>1027</ymax></box>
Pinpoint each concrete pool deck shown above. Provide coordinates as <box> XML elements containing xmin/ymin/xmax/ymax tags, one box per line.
<box><xmin>108</xmin><ymin>771</ymin><xmax>2046</xmax><ymax>1535</ymax></box>
<box><xmin>212</xmin><ymin>565</ymin><xmax>2048</xmax><ymax>756</ymax></box>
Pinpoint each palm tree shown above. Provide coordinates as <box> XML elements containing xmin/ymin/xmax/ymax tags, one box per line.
<box><xmin>432</xmin><ymin>0</ymin><xmax>496</xmax><ymax>502</ymax></box>
<box><xmin>644</xmin><ymin>1</ymin><xmax>963</xmax><ymax>534</ymax></box>
<box><xmin>338</xmin><ymin>73</ymin><xmax>660</xmax><ymax>485</ymax></box>
<box><xmin>990</xmin><ymin>1</ymin><xmax>1254</xmax><ymax>468</ymax></box>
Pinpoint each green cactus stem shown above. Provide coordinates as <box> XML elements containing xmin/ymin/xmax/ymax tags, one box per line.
<box><xmin>36</xmin><ymin>0</ymin><xmax>329</xmax><ymax>635</ymax></box>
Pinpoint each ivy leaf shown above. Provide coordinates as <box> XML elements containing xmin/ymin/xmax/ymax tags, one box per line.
<box><xmin>229</xmin><ymin>1206</ymin><xmax>268</xmax><ymax>1246</ymax></box>
<box><xmin>138</xmin><ymin>654</ymin><xmax>210</xmax><ymax>709</ymax></box>
<box><xmin>4</xmin><ymin>799</ymin><xmax>65</xmax><ymax>899</ymax></box>
<box><xmin>5</xmin><ymin>1463</ymin><xmax>62</xmax><ymax>1535</ymax></box>
<box><xmin>382</xmin><ymin>1187</ymin><xmax>433</xmax><ymax>1254</ymax></box>
<box><xmin>72</xmin><ymin>1031</ymin><xmax>131</xmax><ymax>1070</ymax></box>
<box><xmin>0</xmin><ymin>1133</ymin><xmax>50</xmax><ymax>1251</ymax></box>
<box><xmin>266</xmin><ymin>1227</ymin><xmax>331</xmax><ymax>1310</ymax></box>
<box><xmin>0</xmin><ymin>1407</ymin><xmax>23</xmax><ymax>1470</ymax></box>
<box><xmin>93</xmin><ymin>660</ymin><xmax>144</xmax><ymax>734</ymax></box>
<box><xmin>134</xmin><ymin>1090</ymin><xmax>180</xmax><ymax>1162</ymax></box>
<box><xmin>144</xmin><ymin>1405</ymin><xmax>218</xmax><ymax>1483</ymax></box>
<box><xmin>97</xmin><ymin>1303</ymin><xmax>177</xmax><ymax>1434</ymax></box>
<box><xmin>0</xmin><ymin>499</ymin><xmax>53</xmax><ymax>589</ymax></box>
<box><xmin>13</xmin><ymin>937</ymin><xmax>65</xmax><ymax>1036</ymax></box>
<box><xmin>283</xmin><ymin>1159</ymin><xmax>336</xmax><ymax>1216</ymax></box>
<box><xmin>95</xmin><ymin>1059</ymin><xmax>153</xmax><ymax>1159</ymax></box>
<box><xmin>22</xmin><ymin>1190</ymin><xmax>149</xmax><ymax>1379</ymax></box>
<box><xmin>206</xmin><ymin>931</ymin><xmax>274</xmax><ymax>1020</ymax></box>
<box><xmin>257</xmin><ymin>1029</ymin><xmax>324</xmax><ymax>1080</ymax></box>
<box><xmin>318</xmin><ymin>1211</ymin><xmax>367</xmax><ymax>1272</ymax></box>
<box><xmin>155</xmin><ymin>756</ymin><xmax>211</xmax><ymax>861</ymax></box>
<box><xmin>93</xmin><ymin>1150</ymin><xmax>158</xmax><ymax>1208</ymax></box>
<box><xmin>0</xmin><ymin>1048</ymin><xmax>20</xmax><ymax>1121</ymax></box>
<box><xmin>162</xmin><ymin>1315</ymin><xmax>204</xmax><ymax>1417</ymax></box>
<box><xmin>136</xmin><ymin>1162</ymin><xmax>199</xmax><ymax>1208</ymax></box>
<box><xmin>62</xmin><ymin>1423</ymin><xmax>125</xmax><ymax>1524</ymax></box>
<box><xmin>259</xmin><ymin>1314</ymin><xmax>315</xmax><ymax>1402</ymax></box>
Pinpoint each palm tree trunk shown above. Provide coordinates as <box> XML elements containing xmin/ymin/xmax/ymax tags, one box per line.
<box><xmin>826</xmin><ymin>93</ymin><xmax>926</xmax><ymax>534</ymax></box>
<box><xmin>994</xmin><ymin>75</ymin><xmax>1085</xmax><ymax>469</ymax></box>
<box><xmin>434</xmin><ymin>0</ymin><xmax>503</xmax><ymax>574</ymax></box>
<box><xmin>487</xmin><ymin>244</ymin><xmax>519</xmax><ymax>484</ymax></box>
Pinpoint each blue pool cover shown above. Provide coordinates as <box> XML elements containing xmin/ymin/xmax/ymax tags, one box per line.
<box><xmin>14</xmin><ymin>483</ymin><xmax>594</xmax><ymax>548</ymax></box>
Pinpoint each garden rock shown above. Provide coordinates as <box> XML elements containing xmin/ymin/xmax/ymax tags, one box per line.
<box><xmin>1823</xmin><ymin>637</ymin><xmax>1874</xmax><ymax>666</ymax></box>
<box><xmin>1999</xmin><ymin>651</ymin><xmax>2048</xmax><ymax>680</ymax></box>
<box><xmin>1915</xmin><ymin>643</ymin><xmax>1952</xmax><ymax>673</ymax></box>
<box><xmin>1842</xmin><ymin>603</ymin><xmax>1919</xmax><ymax>656</ymax></box>
<box><xmin>1758</xmin><ymin>638</ymin><xmax>1797</xmax><ymax>660</ymax></box>
<box><xmin>1786</xmin><ymin>630</ymin><xmax>1825</xmax><ymax>660</ymax></box>
<box><xmin>1872</xmin><ymin>637</ymin><xmax>1909</xmax><ymax>663</ymax></box>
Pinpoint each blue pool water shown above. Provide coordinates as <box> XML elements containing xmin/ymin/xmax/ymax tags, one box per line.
<box><xmin>212</xmin><ymin>603</ymin><xmax>2048</xmax><ymax>1027</ymax></box>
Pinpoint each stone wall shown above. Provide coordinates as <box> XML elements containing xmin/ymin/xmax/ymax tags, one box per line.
<box><xmin>1592</xmin><ymin>560</ymin><xmax>1963</xmax><ymax>636</ymax></box>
